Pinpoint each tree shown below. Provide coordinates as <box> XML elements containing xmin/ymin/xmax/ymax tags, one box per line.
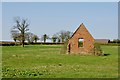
<box><xmin>113</xmin><ymin>39</ymin><xmax>120</xmax><ymax>43</ymax></box>
<box><xmin>52</xmin><ymin>36</ymin><xmax>57</xmax><ymax>43</ymax></box>
<box><xmin>56</xmin><ymin>30</ymin><xmax>73</xmax><ymax>43</ymax></box>
<box><xmin>41</xmin><ymin>34</ymin><xmax>49</xmax><ymax>43</ymax></box>
<box><xmin>11</xmin><ymin>30</ymin><xmax>22</xmax><ymax>45</ymax></box>
<box><xmin>25</xmin><ymin>32</ymin><xmax>39</xmax><ymax>43</ymax></box>
<box><xmin>57</xmin><ymin>38</ymin><xmax>61</xmax><ymax>43</ymax></box>
<box><xmin>25</xmin><ymin>32</ymin><xmax>34</xmax><ymax>44</ymax></box>
<box><xmin>64</xmin><ymin>31</ymin><xmax>73</xmax><ymax>41</ymax></box>
<box><xmin>11</xmin><ymin>30</ymin><xmax>19</xmax><ymax>43</ymax></box>
<box><xmin>12</xmin><ymin>17</ymin><xmax>29</xmax><ymax>47</ymax></box>
<box><xmin>32</xmin><ymin>35</ymin><xmax>39</xmax><ymax>43</ymax></box>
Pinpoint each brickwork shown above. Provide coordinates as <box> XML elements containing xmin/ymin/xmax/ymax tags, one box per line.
<box><xmin>68</xmin><ymin>23</ymin><xmax>94</xmax><ymax>54</ymax></box>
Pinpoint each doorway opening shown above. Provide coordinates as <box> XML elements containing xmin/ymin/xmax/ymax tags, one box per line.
<box><xmin>68</xmin><ymin>44</ymin><xmax>71</xmax><ymax>53</ymax></box>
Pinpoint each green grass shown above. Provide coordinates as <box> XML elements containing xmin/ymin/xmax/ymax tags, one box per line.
<box><xmin>2</xmin><ymin>45</ymin><xmax>118</xmax><ymax>78</ymax></box>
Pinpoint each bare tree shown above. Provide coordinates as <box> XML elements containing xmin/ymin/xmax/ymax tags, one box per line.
<box><xmin>56</xmin><ymin>30</ymin><xmax>73</xmax><ymax>43</ymax></box>
<box><xmin>11</xmin><ymin>30</ymin><xmax>19</xmax><ymax>43</ymax></box>
<box><xmin>11</xmin><ymin>30</ymin><xmax>22</xmax><ymax>45</ymax></box>
<box><xmin>25</xmin><ymin>32</ymin><xmax>34</xmax><ymax>44</ymax></box>
<box><xmin>57</xmin><ymin>31</ymin><xmax>72</xmax><ymax>54</ymax></box>
<box><xmin>25</xmin><ymin>32</ymin><xmax>39</xmax><ymax>43</ymax></box>
<box><xmin>64</xmin><ymin>31</ymin><xmax>73</xmax><ymax>41</ymax></box>
<box><xmin>12</xmin><ymin>17</ymin><xmax>29</xmax><ymax>47</ymax></box>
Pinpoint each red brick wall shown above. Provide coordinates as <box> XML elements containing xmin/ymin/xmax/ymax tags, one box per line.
<box><xmin>68</xmin><ymin>23</ymin><xmax>94</xmax><ymax>54</ymax></box>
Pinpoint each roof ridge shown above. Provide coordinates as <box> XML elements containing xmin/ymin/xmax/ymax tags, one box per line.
<box><xmin>69</xmin><ymin>23</ymin><xmax>83</xmax><ymax>39</ymax></box>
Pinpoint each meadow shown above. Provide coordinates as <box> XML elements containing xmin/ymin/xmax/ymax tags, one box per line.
<box><xmin>2</xmin><ymin>45</ymin><xmax>118</xmax><ymax>78</ymax></box>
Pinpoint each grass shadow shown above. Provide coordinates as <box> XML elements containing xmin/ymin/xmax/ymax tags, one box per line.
<box><xmin>103</xmin><ymin>53</ymin><xmax>110</xmax><ymax>56</ymax></box>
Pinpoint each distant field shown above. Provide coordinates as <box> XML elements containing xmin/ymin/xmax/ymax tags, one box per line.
<box><xmin>2</xmin><ymin>45</ymin><xmax>118</xmax><ymax>78</ymax></box>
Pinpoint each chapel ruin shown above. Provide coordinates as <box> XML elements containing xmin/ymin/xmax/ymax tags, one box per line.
<box><xmin>67</xmin><ymin>23</ymin><xmax>94</xmax><ymax>54</ymax></box>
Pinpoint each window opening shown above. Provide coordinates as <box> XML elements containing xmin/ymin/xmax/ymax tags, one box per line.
<box><xmin>78</xmin><ymin>38</ymin><xmax>84</xmax><ymax>47</ymax></box>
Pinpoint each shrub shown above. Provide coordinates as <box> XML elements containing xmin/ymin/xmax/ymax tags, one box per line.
<box><xmin>90</xmin><ymin>43</ymin><xmax>103</xmax><ymax>56</ymax></box>
<box><xmin>60</xmin><ymin>41</ymin><xmax>68</xmax><ymax>54</ymax></box>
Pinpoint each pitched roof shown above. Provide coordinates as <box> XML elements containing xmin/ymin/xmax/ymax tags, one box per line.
<box><xmin>95</xmin><ymin>39</ymin><xmax>110</xmax><ymax>42</ymax></box>
<box><xmin>70</xmin><ymin>23</ymin><xmax>93</xmax><ymax>39</ymax></box>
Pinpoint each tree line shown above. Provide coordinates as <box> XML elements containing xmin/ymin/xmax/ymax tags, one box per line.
<box><xmin>110</xmin><ymin>39</ymin><xmax>120</xmax><ymax>43</ymax></box>
<box><xmin>11</xmin><ymin>17</ymin><xmax>73</xmax><ymax>47</ymax></box>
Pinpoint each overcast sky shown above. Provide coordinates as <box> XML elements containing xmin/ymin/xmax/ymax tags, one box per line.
<box><xmin>1</xmin><ymin>1</ymin><xmax>118</xmax><ymax>41</ymax></box>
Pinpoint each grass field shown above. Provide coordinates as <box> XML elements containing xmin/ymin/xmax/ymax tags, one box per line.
<box><xmin>2</xmin><ymin>45</ymin><xmax>118</xmax><ymax>78</ymax></box>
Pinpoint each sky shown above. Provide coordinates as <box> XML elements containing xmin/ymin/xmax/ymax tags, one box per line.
<box><xmin>0</xmin><ymin>2</ymin><xmax>2</xmax><ymax>41</ymax></box>
<box><xmin>1</xmin><ymin>0</ymin><xmax>119</xmax><ymax>2</ymax></box>
<box><xmin>1</xmin><ymin>1</ymin><xmax>118</xmax><ymax>41</ymax></box>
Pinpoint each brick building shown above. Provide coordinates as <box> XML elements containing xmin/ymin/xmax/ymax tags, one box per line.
<box><xmin>67</xmin><ymin>23</ymin><xmax>94</xmax><ymax>54</ymax></box>
<box><xmin>95</xmin><ymin>39</ymin><xmax>110</xmax><ymax>44</ymax></box>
